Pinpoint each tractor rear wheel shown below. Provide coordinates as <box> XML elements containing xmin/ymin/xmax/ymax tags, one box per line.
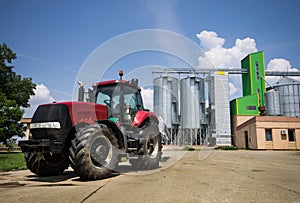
<box><xmin>25</xmin><ymin>152</ymin><xmax>69</xmax><ymax>176</ymax></box>
<box><xmin>70</xmin><ymin>125</ymin><xmax>119</xmax><ymax>180</ymax></box>
<box><xmin>130</xmin><ymin>125</ymin><xmax>162</xmax><ymax>170</ymax></box>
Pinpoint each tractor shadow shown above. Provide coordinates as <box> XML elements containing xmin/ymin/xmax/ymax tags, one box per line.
<box><xmin>26</xmin><ymin>170</ymin><xmax>119</xmax><ymax>183</ymax></box>
<box><xmin>113</xmin><ymin>156</ymin><xmax>170</xmax><ymax>174</ymax></box>
<box><xmin>26</xmin><ymin>170</ymin><xmax>78</xmax><ymax>183</ymax></box>
<box><xmin>25</xmin><ymin>156</ymin><xmax>171</xmax><ymax>183</ymax></box>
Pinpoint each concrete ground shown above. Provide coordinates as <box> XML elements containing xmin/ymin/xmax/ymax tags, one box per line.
<box><xmin>0</xmin><ymin>148</ymin><xmax>299</xmax><ymax>203</ymax></box>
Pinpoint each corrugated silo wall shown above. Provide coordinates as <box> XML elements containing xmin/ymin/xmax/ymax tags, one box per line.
<box><xmin>275</xmin><ymin>84</ymin><xmax>300</xmax><ymax>117</ymax></box>
<box><xmin>207</xmin><ymin>72</ymin><xmax>231</xmax><ymax>146</ymax></box>
<box><xmin>153</xmin><ymin>76</ymin><xmax>179</xmax><ymax>144</ymax></box>
<box><xmin>265</xmin><ymin>89</ymin><xmax>281</xmax><ymax>116</ymax></box>
<box><xmin>180</xmin><ymin>76</ymin><xmax>206</xmax><ymax>145</ymax></box>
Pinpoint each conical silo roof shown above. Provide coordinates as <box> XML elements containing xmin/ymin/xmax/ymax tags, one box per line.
<box><xmin>273</xmin><ymin>76</ymin><xmax>300</xmax><ymax>87</ymax></box>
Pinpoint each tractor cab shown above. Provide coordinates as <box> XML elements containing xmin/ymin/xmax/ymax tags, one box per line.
<box><xmin>92</xmin><ymin>79</ymin><xmax>144</xmax><ymax>125</ymax></box>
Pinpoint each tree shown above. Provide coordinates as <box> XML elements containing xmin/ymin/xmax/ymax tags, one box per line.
<box><xmin>0</xmin><ymin>43</ymin><xmax>36</xmax><ymax>146</ymax></box>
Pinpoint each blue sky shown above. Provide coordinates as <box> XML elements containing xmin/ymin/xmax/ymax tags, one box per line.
<box><xmin>1</xmin><ymin>0</ymin><xmax>300</xmax><ymax>116</ymax></box>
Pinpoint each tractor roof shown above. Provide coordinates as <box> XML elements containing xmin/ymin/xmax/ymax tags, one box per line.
<box><xmin>96</xmin><ymin>80</ymin><xmax>140</xmax><ymax>89</ymax></box>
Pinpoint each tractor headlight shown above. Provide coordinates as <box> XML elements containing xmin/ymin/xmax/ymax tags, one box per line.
<box><xmin>30</xmin><ymin>122</ymin><xmax>61</xmax><ymax>129</ymax></box>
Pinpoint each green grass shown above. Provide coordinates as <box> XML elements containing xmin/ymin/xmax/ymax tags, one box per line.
<box><xmin>182</xmin><ymin>145</ymin><xmax>196</xmax><ymax>151</ymax></box>
<box><xmin>0</xmin><ymin>153</ymin><xmax>27</xmax><ymax>172</ymax></box>
<box><xmin>219</xmin><ymin>146</ymin><xmax>238</xmax><ymax>150</ymax></box>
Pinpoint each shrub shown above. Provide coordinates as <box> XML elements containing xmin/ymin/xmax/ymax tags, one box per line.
<box><xmin>220</xmin><ymin>146</ymin><xmax>238</xmax><ymax>150</ymax></box>
<box><xmin>182</xmin><ymin>146</ymin><xmax>195</xmax><ymax>151</ymax></box>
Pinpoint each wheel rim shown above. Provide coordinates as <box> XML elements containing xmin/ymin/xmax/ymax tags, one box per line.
<box><xmin>90</xmin><ymin>135</ymin><xmax>113</xmax><ymax>168</ymax></box>
<box><xmin>146</xmin><ymin>136</ymin><xmax>159</xmax><ymax>158</ymax></box>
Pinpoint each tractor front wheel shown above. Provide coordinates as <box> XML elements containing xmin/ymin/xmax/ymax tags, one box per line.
<box><xmin>70</xmin><ymin>125</ymin><xmax>119</xmax><ymax>180</ymax></box>
<box><xmin>25</xmin><ymin>152</ymin><xmax>69</xmax><ymax>176</ymax></box>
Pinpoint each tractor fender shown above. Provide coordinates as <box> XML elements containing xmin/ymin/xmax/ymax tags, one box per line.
<box><xmin>132</xmin><ymin>111</ymin><xmax>158</xmax><ymax>127</ymax></box>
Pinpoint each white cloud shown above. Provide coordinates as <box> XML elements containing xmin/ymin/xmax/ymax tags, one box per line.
<box><xmin>30</xmin><ymin>84</ymin><xmax>55</xmax><ymax>105</ymax></box>
<box><xmin>196</xmin><ymin>30</ymin><xmax>258</xmax><ymax>99</ymax></box>
<box><xmin>23</xmin><ymin>84</ymin><xmax>55</xmax><ymax>117</ymax></box>
<box><xmin>266</xmin><ymin>58</ymin><xmax>300</xmax><ymax>85</ymax></box>
<box><xmin>197</xmin><ymin>31</ymin><xmax>257</xmax><ymax>69</ymax></box>
<box><xmin>196</xmin><ymin>30</ymin><xmax>225</xmax><ymax>51</ymax></box>
<box><xmin>267</xmin><ymin>58</ymin><xmax>296</xmax><ymax>72</ymax></box>
<box><xmin>141</xmin><ymin>88</ymin><xmax>153</xmax><ymax>111</ymax></box>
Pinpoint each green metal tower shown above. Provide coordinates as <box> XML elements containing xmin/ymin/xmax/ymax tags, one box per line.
<box><xmin>230</xmin><ymin>51</ymin><xmax>266</xmax><ymax>116</ymax></box>
<box><xmin>241</xmin><ymin>51</ymin><xmax>266</xmax><ymax>106</ymax></box>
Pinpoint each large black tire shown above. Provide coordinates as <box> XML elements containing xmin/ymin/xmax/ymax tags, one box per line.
<box><xmin>130</xmin><ymin>124</ymin><xmax>162</xmax><ymax>170</ymax></box>
<box><xmin>69</xmin><ymin>125</ymin><xmax>119</xmax><ymax>180</ymax></box>
<box><xmin>25</xmin><ymin>152</ymin><xmax>69</xmax><ymax>176</ymax></box>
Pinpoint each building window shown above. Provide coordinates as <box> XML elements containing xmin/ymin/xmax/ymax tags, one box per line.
<box><xmin>265</xmin><ymin>129</ymin><xmax>272</xmax><ymax>141</ymax></box>
<box><xmin>281</xmin><ymin>134</ymin><xmax>287</xmax><ymax>140</ymax></box>
<box><xmin>288</xmin><ymin>129</ymin><xmax>295</xmax><ymax>142</ymax></box>
<box><xmin>255</xmin><ymin>62</ymin><xmax>260</xmax><ymax>80</ymax></box>
<box><xmin>246</xmin><ymin>106</ymin><xmax>256</xmax><ymax>111</ymax></box>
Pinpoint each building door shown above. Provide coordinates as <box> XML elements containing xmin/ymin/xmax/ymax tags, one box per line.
<box><xmin>244</xmin><ymin>131</ymin><xmax>249</xmax><ymax>149</ymax></box>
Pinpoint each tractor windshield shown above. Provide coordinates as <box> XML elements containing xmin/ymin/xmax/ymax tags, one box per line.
<box><xmin>95</xmin><ymin>83</ymin><xmax>144</xmax><ymax>119</ymax></box>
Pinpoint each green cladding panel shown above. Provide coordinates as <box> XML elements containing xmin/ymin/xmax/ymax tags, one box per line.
<box><xmin>241</xmin><ymin>51</ymin><xmax>266</xmax><ymax>106</ymax></box>
<box><xmin>230</xmin><ymin>94</ymin><xmax>260</xmax><ymax>116</ymax></box>
<box><xmin>242</xmin><ymin>56</ymin><xmax>251</xmax><ymax>96</ymax></box>
<box><xmin>230</xmin><ymin>99</ymin><xmax>237</xmax><ymax>116</ymax></box>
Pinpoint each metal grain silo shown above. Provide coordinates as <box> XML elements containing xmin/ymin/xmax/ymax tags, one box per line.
<box><xmin>265</xmin><ymin>89</ymin><xmax>281</xmax><ymax>116</ymax></box>
<box><xmin>273</xmin><ymin>76</ymin><xmax>300</xmax><ymax>117</ymax></box>
<box><xmin>153</xmin><ymin>75</ymin><xmax>179</xmax><ymax>144</ymax></box>
<box><xmin>180</xmin><ymin>76</ymin><xmax>206</xmax><ymax>145</ymax></box>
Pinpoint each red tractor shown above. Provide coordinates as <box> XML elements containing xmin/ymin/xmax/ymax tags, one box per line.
<box><xmin>19</xmin><ymin>71</ymin><xmax>162</xmax><ymax>180</ymax></box>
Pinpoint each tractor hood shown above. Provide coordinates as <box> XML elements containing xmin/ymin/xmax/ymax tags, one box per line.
<box><xmin>37</xmin><ymin>101</ymin><xmax>108</xmax><ymax>126</ymax></box>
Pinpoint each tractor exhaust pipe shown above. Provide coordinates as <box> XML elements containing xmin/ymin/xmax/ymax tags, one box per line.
<box><xmin>131</xmin><ymin>78</ymin><xmax>139</xmax><ymax>87</ymax></box>
<box><xmin>78</xmin><ymin>81</ymin><xmax>85</xmax><ymax>101</ymax></box>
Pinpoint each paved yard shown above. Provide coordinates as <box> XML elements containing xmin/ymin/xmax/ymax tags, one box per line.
<box><xmin>0</xmin><ymin>148</ymin><xmax>299</xmax><ymax>202</ymax></box>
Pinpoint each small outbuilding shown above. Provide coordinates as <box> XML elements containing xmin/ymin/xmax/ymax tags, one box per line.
<box><xmin>20</xmin><ymin>118</ymin><xmax>32</xmax><ymax>140</ymax></box>
<box><xmin>235</xmin><ymin>116</ymin><xmax>300</xmax><ymax>150</ymax></box>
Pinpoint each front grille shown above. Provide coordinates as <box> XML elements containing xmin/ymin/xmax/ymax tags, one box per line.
<box><xmin>31</xmin><ymin>104</ymin><xmax>72</xmax><ymax>141</ymax></box>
